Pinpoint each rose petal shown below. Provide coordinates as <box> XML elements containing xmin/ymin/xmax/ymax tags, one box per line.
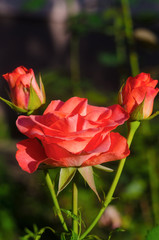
<box><xmin>143</xmin><ymin>87</ymin><xmax>159</xmax><ymax>118</ymax></box>
<box><xmin>16</xmin><ymin>138</ymin><xmax>48</xmax><ymax>173</ymax></box>
<box><xmin>82</xmin><ymin>132</ymin><xmax>130</xmax><ymax>166</ymax></box>
<box><xmin>44</xmin><ymin>100</ymin><xmax>64</xmax><ymax>114</ymax></box>
<box><xmin>60</xmin><ymin>97</ymin><xmax>88</xmax><ymax>116</ymax></box>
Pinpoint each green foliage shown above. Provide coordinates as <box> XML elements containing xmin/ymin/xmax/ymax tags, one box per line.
<box><xmin>98</xmin><ymin>53</ymin><xmax>121</xmax><ymax>67</ymax></box>
<box><xmin>107</xmin><ymin>228</ymin><xmax>125</xmax><ymax>240</ymax></box>
<box><xmin>145</xmin><ymin>226</ymin><xmax>159</xmax><ymax>240</ymax></box>
<box><xmin>22</xmin><ymin>0</ymin><xmax>46</xmax><ymax>11</ymax></box>
<box><xmin>122</xmin><ymin>179</ymin><xmax>146</xmax><ymax>200</ymax></box>
<box><xmin>20</xmin><ymin>225</ymin><xmax>55</xmax><ymax>240</ymax></box>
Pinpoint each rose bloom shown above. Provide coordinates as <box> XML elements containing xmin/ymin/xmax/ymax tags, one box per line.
<box><xmin>16</xmin><ymin>97</ymin><xmax>130</xmax><ymax>173</ymax></box>
<box><xmin>118</xmin><ymin>72</ymin><xmax>159</xmax><ymax>119</ymax></box>
<box><xmin>3</xmin><ymin>66</ymin><xmax>45</xmax><ymax>110</ymax></box>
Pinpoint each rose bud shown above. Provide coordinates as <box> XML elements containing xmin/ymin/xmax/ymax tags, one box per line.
<box><xmin>118</xmin><ymin>72</ymin><xmax>159</xmax><ymax>120</ymax></box>
<box><xmin>1</xmin><ymin>66</ymin><xmax>45</xmax><ymax>114</ymax></box>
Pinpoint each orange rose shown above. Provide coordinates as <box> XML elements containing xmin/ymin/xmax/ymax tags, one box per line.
<box><xmin>16</xmin><ymin>97</ymin><xmax>130</xmax><ymax>173</ymax></box>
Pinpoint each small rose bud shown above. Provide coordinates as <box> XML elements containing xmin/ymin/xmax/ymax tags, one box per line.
<box><xmin>1</xmin><ymin>66</ymin><xmax>45</xmax><ymax>114</ymax></box>
<box><xmin>118</xmin><ymin>73</ymin><xmax>159</xmax><ymax>120</ymax></box>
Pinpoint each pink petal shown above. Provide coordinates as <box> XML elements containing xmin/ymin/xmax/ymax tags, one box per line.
<box><xmin>44</xmin><ymin>100</ymin><xmax>64</xmax><ymax>114</ymax></box>
<box><xmin>42</xmin><ymin>141</ymin><xmax>100</xmax><ymax>167</ymax></box>
<box><xmin>84</xmin><ymin>132</ymin><xmax>110</xmax><ymax>153</ymax></box>
<box><xmin>86</xmin><ymin>106</ymin><xmax>111</xmax><ymax>121</ymax></box>
<box><xmin>16</xmin><ymin>138</ymin><xmax>48</xmax><ymax>173</ymax></box>
<box><xmin>107</xmin><ymin>105</ymin><xmax>130</xmax><ymax>125</ymax></box>
<box><xmin>82</xmin><ymin>132</ymin><xmax>130</xmax><ymax>166</ymax></box>
<box><xmin>143</xmin><ymin>87</ymin><xmax>159</xmax><ymax>118</ymax></box>
<box><xmin>59</xmin><ymin>97</ymin><xmax>88</xmax><ymax>116</ymax></box>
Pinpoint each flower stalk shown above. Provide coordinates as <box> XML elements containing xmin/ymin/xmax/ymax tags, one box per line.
<box><xmin>80</xmin><ymin>121</ymin><xmax>140</xmax><ymax>239</ymax></box>
<box><xmin>44</xmin><ymin>170</ymin><xmax>68</xmax><ymax>232</ymax></box>
<box><xmin>72</xmin><ymin>181</ymin><xmax>78</xmax><ymax>234</ymax></box>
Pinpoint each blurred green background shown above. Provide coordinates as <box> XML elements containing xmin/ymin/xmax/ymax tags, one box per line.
<box><xmin>0</xmin><ymin>0</ymin><xmax>159</xmax><ymax>239</ymax></box>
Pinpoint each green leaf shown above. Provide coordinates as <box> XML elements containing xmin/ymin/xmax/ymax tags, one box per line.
<box><xmin>61</xmin><ymin>209</ymin><xmax>79</xmax><ymax>221</ymax></box>
<box><xmin>24</xmin><ymin>228</ymin><xmax>35</xmax><ymax>237</ymax></box>
<box><xmin>146</xmin><ymin>226</ymin><xmax>159</xmax><ymax>240</ymax></box>
<box><xmin>85</xmin><ymin>234</ymin><xmax>103</xmax><ymax>240</ymax></box>
<box><xmin>108</xmin><ymin>228</ymin><xmax>125</xmax><ymax>240</ymax></box>
<box><xmin>58</xmin><ymin>167</ymin><xmax>77</xmax><ymax>194</ymax></box>
<box><xmin>27</xmin><ymin>81</ymin><xmax>42</xmax><ymax>111</ymax></box>
<box><xmin>93</xmin><ymin>164</ymin><xmax>113</xmax><ymax>173</ymax></box>
<box><xmin>21</xmin><ymin>225</ymin><xmax>55</xmax><ymax>240</ymax></box>
<box><xmin>78</xmin><ymin>166</ymin><xmax>100</xmax><ymax>200</ymax></box>
<box><xmin>0</xmin><ymin>96</ymin><xmax>27</xmax><ymax>113</ymax></box>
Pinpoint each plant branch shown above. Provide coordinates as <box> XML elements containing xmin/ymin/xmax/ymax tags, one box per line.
<box><xmin>72</xmin><ymin>181</ymin><xmax>78</xmax><ymax>234</ymax></box>
<box><xmin>80</xmin><ymin>121</ymin><xmax>140</xmax><ymax>239</ymax></box>
<box><xmin>44</xmin><ymin>170</ymin><xmax>68</xmax><ymax>232</ymax></box>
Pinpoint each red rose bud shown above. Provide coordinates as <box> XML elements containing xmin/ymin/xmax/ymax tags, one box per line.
<box><xmin>1</xmin><ymin>66</ymin><xmax>45</xmax><ymax>114</ymax></box>
<box><xmin>16</xmin><ymin>97</ymin><xmax>130</xmax><ymax>173</ymax></box>
<box><xmin>118</xmin><ymin>73</ymin><xmax>159</xmax><ymax>120</ymax></box>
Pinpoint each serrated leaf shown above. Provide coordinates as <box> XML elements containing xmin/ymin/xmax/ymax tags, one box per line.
<box><xmin>58</xmin><ymin>167</ymin><xmax>77</xmax><ymax>194</ymax></box>
<box><xmin>93</xmin><ymin>164</ymin><xmax>113</xmax><ymax>172</ymax></box>
<box><xmin>27</xmin><ymin>81</ymin><xmax>42</xmax><ymax>111</ymax></box>
<box><xmin>78</xmin><ymin>166</ymin><xmax>100</xmax><ymax>201</ymax></box>
<box><xmin>0</xmin><ymin>96</ymin><xmax>27</xmax><ymax>113</ymax></box>
<box><xmin>146</xmin><ymin>226</ymin><xmax>159</xmax><ymax>240</ymax></box>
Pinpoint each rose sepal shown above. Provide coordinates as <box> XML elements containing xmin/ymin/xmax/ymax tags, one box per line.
<box><xmin>118</xmin><ymin>83</ymin><xmax>124</xmax><ymax>105</ymax></box>
<box><xmin>144</xmin><ymin>110</ymin><xmax>159</xmax><ymax>121</ymax></box>
<box><xmin>130</xmin><ymin>97</ymin><xmax>145</xmax><ymax>121</ymax></box>
<box><xmin>93</xmin><ymin>164</ymin><xmax>113</xmax><ymax>172</ymax></box>
<box><xmin>57</xmin><ymin>166</ymin><xmax>100</xmax><ymax>200</ymax></box>
<box><xmin>0</xmin><ymin>96</ymin><xmax>30</xmax><ymax>114</ymax></box>
<box><xmin>27</xmin><ymin>76</ymin><xmax>46</xmax><ymax>111</ymax></box>
<box><xmin>39</xmin><ymin>74</ymin><xmax>46</xmax><ymax>104</ymax></box>
<box><xmin>58</xmin><ymin>167</ymin><xmax>77</xmax><ymax>195</ymax></box>
<box><xmin>78</xmin><ymin>166</ymin><xmax>100</xmax><ymax>200</ymax></box>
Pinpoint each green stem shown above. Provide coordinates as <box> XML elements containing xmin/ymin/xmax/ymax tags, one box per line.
<box><xmin>121</xmin><ymin>0</ymin><xmax>140</xmax><ymax>76</ymax></box>
<box><xmin>80</xmin><ymin>121</ymin><xmax>140</xmax><ymax>239</ymax></box>
<box><xmin>147</xmin><ymin>148</ymin><xmax>159</xmax><ymax>224</ymax></box>
<box><xmin>70</xmin><ymin>37</ymin><xmax>82</xmax><ymax>96</ymax></box>
<box><xmin>72</xmin><ymin>181</ymin><xmax>78</xmax><ymax>234</ymax></box>
<box><xmin>44</xmin><ymin>170</ymin><xmax>68</xmax><ymax>232</ymax></box>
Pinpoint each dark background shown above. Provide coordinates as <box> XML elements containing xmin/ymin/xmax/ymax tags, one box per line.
<box><xmin>0</xmin><ymin>1</ymin><xmax>159</xmax><ymax>240</ymax></box>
